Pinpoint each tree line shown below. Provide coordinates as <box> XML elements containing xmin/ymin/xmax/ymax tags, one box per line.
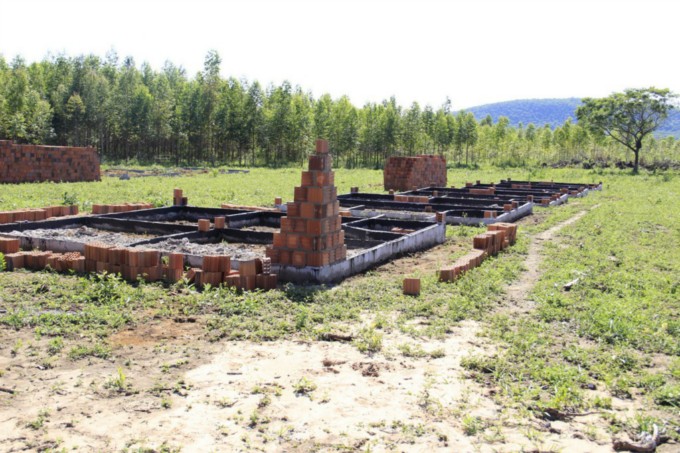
<box><xmin>1</xmin><ymin>50</ymin><xmax>678</xmax><ymax>168</ymax></box>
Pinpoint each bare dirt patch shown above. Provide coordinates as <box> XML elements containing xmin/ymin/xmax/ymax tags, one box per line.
<box><xmin>0</xmin><ymin>313</ymin><xmax>618</xmax><ymax>452</ymax></box>
<box><xmin>504</xmin><ymin>208</ymin><xmax>591</xmax><ymax>314</ymax></box>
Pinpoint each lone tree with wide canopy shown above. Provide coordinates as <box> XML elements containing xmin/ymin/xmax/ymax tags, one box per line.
<box><xmin>576</xmin><ymin>87</ymin><xmax>677</xmax><ymax>173</ymax></box>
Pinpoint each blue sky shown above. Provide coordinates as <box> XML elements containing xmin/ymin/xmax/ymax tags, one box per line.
<box><xmin>1</xmin><ymin>0</ymin><xmax>678</xmax><ymax>109</ymax></box>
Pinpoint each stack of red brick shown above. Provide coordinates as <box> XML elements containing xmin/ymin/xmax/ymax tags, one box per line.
<box><xmin>84</xmin><ymin>243</ymin><xmax>166</xmax><ymax>282</ymax></box>
<box><xmin>5</xmin><ymin>251</ymin><xmax>86</xmax><ymax>273</ymax></box>
<box><xmin>187</xmin><ymin>257</ymin><xmax>277</xmax><ymax>290</ymax></box>
<box><xmin>0</xmin><ymin>140</ymin><xmax>100</xmax><ymax>183</ymax></box>
<box><xmin>0</xmin><ymin>205</ymin><xmax>78</xmax><ymax>224</ymax></box>
<box><xmin>383</xmin><ymin>155</ymin><xmax>447</xmax><ymax>191</ymax></box>
<box><xmin>393</xmin><ymin>194</ymin><xmax>431</xmax><ymax>203</ymax></box>
<box><xmin>1</xmin><ymin>237</ymin><xmax>278</xmax><ymax>291</ymax></box>
<box><xmin>438</xmin><ymin>223</ymin><xmax>518</xmax><ymax>283</ymax></box>
<box><xmin>173</xmin><ymin>189</ymin><xmax>188</xmax><ymax>206</ymax></box>
<box><xmin>266</xmin><ymin>139</ymin><xmax>347</xmax><ymax>268</ymax></box>
<box><xmin>92</xmin><ymin>203</ymin><xmax>154</xmax><ymax>214</ymax></box>
<box><xmin>1</xmin><ymin>238</ymin><xmax>86</xmax><ymax>272</ymax></box>
<box><xmin>468</xmin><ymin>187</ymin><xmax>495</xmax><ymax>196</ymax></box>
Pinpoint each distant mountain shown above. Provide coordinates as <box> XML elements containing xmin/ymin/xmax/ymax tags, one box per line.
<box><xmin>461</xmin><ymin>98</ymin><xmax>680</xmax><ymax>138</ymax></box>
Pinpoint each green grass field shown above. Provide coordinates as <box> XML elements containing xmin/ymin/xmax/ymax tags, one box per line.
<box><xmin>1</xmin><ymin>165</ymin><xmax>678</xmax><ymax>449</ymax></box>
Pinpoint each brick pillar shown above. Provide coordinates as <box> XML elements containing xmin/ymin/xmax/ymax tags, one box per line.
<box><xmin>266</xmin><ymin>139</ymin><xmax>347</xmax><ymax>267</ymax></box>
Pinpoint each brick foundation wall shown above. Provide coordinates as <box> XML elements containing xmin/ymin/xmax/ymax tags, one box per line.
<box><xmin>0</xmin><ymin>140</ymin><xmax>100</xmax><ymax>183</ymax></box>
<box><xmin>383</xmin><ymin>155</ymin><xmax>447</xmax><ymax>191</ymax></box>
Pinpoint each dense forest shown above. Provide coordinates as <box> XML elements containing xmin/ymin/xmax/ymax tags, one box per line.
<box><xmin>1</xmin><ymin>51</ymin><xmax>679</xmax><ymax>168</ymax></box>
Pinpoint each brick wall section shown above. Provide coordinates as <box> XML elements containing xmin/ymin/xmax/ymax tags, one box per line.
<box><xmin>0</xmin><ymin>140</ymin><xmax>100</xmax><ymax>183</ymax></box>
<box><xmin>383</xmin><ymin>155</ymin><xmax>447</xmax><ymax>191</ymax></box>
<box><xmin>266</xmin><ymin>139</ymin><xmax>347</xmax><ymax>268</ymax></box>
<box><xmin>437</xmin><ymin>223</ymin><xmax>518</xmax><ymax>283</ymax></box>
<box><xmin>0</xmin><ymin>205</ymin><xmax>78</xmax><ymax>224</ymax></box>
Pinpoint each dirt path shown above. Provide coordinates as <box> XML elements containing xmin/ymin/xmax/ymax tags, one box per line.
<box><xmin>504</xmin><ymin>207</ymin><xmax>594</xmax><ymax>313</ymax></box>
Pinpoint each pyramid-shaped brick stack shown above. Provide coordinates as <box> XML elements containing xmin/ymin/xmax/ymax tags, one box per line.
<box><xmin>266</xmin><ymin>139</ymin><xmax>346</xmax><ymax>268</ymax></box>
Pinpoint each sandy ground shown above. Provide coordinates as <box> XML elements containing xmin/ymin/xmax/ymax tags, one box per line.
<box><xmin>0</xmin><ymin>208</ymin><xmax>673</xmax><ymax>452</ymax></box>
<box><xmin>1</xmin><ymin>319</ymin><xmax>619</xmax><ymax>452</ymax></box>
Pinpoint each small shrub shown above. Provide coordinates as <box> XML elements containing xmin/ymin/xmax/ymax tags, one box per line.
<box><xmin>293</xmin><ymin>376</ymin><xmax>317</xmax><ymax>396</ymax></box>
<box><xmin>26</xmin><ymin>408</ymin><xmax>50</xmax><ymax>430</ymax></box>
<box><xmin>462</xmin><ymin>415</ymin><xmax>484</xmax><ymax>436</ymax></box>
<box><xmin>653</xmin><ymin>385</ymin><xmax>680</xmax><ymax>406</ymax></box>
<box><xmin>62</xmin><ymin>191</ymin><xmax>78</xmax><ymax>206</ymax></box>
<box><xmin>397</xmin><ymin>343</ymin><xmax>427</xmax><ymax>358</ymax></box>
<box><xmin>47</xmin><ymin>337</ymin><xmax>64</xmax><ymax>356</ymax></box>
<box><xmin>68</xmin><ymin>342</ymin><xmax>111</xmax><ymax>360</ymax></box>
<box><xmin>104</xmin><ymin>367</ymin><xmax>129</xmax><ymax>393</ymax></box>
<box><xmin>354</xmin><ymin>327</ymin><xmax>383</xmax><ymax>353</ymax></box>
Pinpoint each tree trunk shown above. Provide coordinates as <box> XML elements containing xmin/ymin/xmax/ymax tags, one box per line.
<box><xmin>634</xmin><ymin>140</ymin><xmax>642</xmax><ymax>173</ymax></box>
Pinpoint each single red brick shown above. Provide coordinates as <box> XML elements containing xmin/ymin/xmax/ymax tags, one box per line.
<box><xmin>291</xmin><ymin>251</ymin><xmax>306</xmax><ymax>267</ymax></box>
<box><xmin>316</xmin><ymin>139</ymin><xmax>329</xmax><ymax>154</ymax></box>
<box><xmin>403</xmin><ymin>278</ymin><xmax>421</xmax><ymax>296</ymax></box>
<box><xmin>300</xmin><ymin>171</ymin><xmax>313</xmax><ymax>187</ymax></box>
<box><xmin>294</xmin><ymin>187</ymin><xmax>307</xmax><ymax>202</ymax></box>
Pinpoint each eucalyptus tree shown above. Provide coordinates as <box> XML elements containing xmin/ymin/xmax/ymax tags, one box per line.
<box><xmin>313</xmin><ymin>93</ymin><xmax>333</xmax><ymax>141</ymax></box>
<box><xmin>455</xmin><ymin>111</ymin><xmax>478</xmax><ymax>165</ymax></box>
<box><xmin>402</xmin><ymin>102</ymin><xmax>423</xmax><ymax>155</ymax></box>
<box><xmin>244</xmin><ymin>80</ymin><xmax>264</xmax><ymax>164</ymax></box>
<box><xmin>328</xmin><ymin>95</ymin><xmax>359</xmax><ymax>165</ymax></box>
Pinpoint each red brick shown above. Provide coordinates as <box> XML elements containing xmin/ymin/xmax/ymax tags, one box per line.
<box><xmin>168</xmin><ymin>253</ymin><xmax>184</xmax><ymax>270</ymax></box>
<box><xmin>202</xmin><ymin>271</ymin><xmax>223</xmax><ymax>287</ymax></box>
<box><xmin>286</xmin><ymin>234</ymin><xmax>299</xmax><ymax>249</ymax></box>
<box><xmin>4</xmin><ymin>252</ymin><xmax>25</xmax><ymax>270</ymax></box>
<box><xmin>240</xmin><ymin>275</ymin><xmax>257</xmax><ymax>291</ymax></box>
<box><xmin>294</xmin><ymin>187</ymin><xmax>307</xmax><ymax>202</ymax></box>
<box><xmin>278</xmin><ymin>250</ymin><xmax>291</xmax><ymax>265</ymax></box>
<box><xmin>272</xmin><ymin>232</ymin><xmax>285</xmax><ymax>248</ymax></box>
<box><xmin>291</xmin><ymin>251</ymin><xmax>307</xmax><ymax>267</ymax></box>
<box><xmin>0</xmin><ymin>237</ymin><xmax>20</xmax><ymax>254</ymax></box>
<box><xmin>165</xmin><ymin>268</ymin><xmax>184</xmax><ymax>283</ymax></box>
<box><xmin>316</xmin><ymin>139</ymin><xmax>329</xmax><ymax>154</ymax></box>
<box><xmin>223</xmin><ymin>274</ymin><xmax>241</xmax><ymax>289</ymax></box>
<box><xmin>301</xmin><ymin>171</ymin><xmax>313</xmax><ymax>187</ymax></box>
<box><xmin>197</xmin><ymin>219</ymin><xmax>211</xmax><ymax>232</ymax></box>
<box><xmin>286</xmin><ymin>203</ymin><xmax>300</xmax><ymax>218</ymax></box>
<box><xmin>239</xmin><ymin>259</ymin><xmax>259</xmax><ymax>276</ymax></box>
<box><xmin>307</xmin><ymin>251</ymin><xmax>330</xmax><ymax>267</ymax></box>
<box><xmin>403</xmin><ymin>278</ymin><xmax>421</xmax><ymax>296</ymax></box>
<box><xmin>308</xmin><ymin>154</ymin><xmax>332</xmax><ymax>172</ymax></box>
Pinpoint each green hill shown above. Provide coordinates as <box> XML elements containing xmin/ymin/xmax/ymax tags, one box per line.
<box><xmin>463</xmin><ymin>98</ymin><xmax>680</xmax><ymax>137</ymax></box>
